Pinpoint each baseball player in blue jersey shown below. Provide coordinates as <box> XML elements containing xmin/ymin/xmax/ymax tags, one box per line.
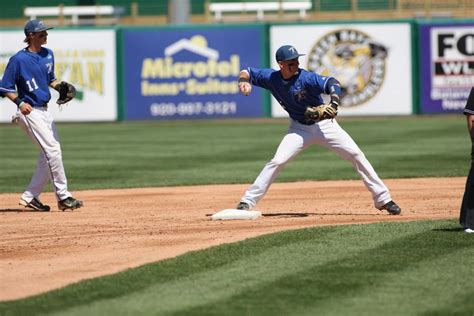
<box><xmin>236</xmin><ymin>45</ymin><xmax>401</xmax><ymax>215</ymax></box>
<box><xmin>0</xmin><ymin>19</ymin><xmax>83</xmax><ymax>211</ymax></box>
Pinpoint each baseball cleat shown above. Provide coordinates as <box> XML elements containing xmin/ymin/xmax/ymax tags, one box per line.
<box><xmin>19</xmin><ymin>197</ymin><xmax>50</xmax><ymax>212</ymax></box>
<box><xmin>58</xmin><ymin>197</ymin><xmax>83</xmax><ymax>211</ymax></box>
<box><xmin>379</xmin><ymin>200</ymin><xmax>401</xmax><ymax>215</ymax></box>
<box><xmin>236</xmin><ymin>202</ymin><xmax>250</xmax><ymax>210</ymax></box>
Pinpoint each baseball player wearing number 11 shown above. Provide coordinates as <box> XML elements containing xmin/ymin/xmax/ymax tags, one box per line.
<box><xmin>0</xmin><ymin>19</ymin><xmax>82</xmax><ymax>212</ymax></box>
<box><xmin>236</xmin><ymin>45</ymin><xmax>401</xmax><ymax>215</ymax></box>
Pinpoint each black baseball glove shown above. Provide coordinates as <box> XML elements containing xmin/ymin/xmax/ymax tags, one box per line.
<box><xmin>55</xmin><ymin>81</ymin><xmax>76</xmax><ymax>105</ymax></box>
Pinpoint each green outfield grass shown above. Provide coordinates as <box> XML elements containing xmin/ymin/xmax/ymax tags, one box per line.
<box><xmin>1</xmin><ymin>116</ymin><xmax>472</xmax><ymax>315</ymax></box>
<box><xmin>0</xmin><ymin>219</ymin><xmax>472</xmax><ymax>315</ymax></box>
<box><xmin>0</xmin><ymin>116</ymin><xmax>470</xmax><ymax>193</ymax></box>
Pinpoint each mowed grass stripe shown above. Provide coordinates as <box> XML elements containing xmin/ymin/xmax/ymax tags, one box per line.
<box><xmin>1</xmin><ymin>220</ymin><xmax>472</xmax><ymax>315</ymax></box>
<box><xmin>175</xmin><ymin>222</ymin><xmax>474</xmax><ymax>316</ymax></box>
<box><xmin>0</xmin><ymin>116</ymin><xmax>469</xmax><ymax>192</ymax></box>
<box><xmin>0</xmin><ymin>225</ymin><xmax>337</xmax><ymax>315</ymax></box>
<box><xmin>48</xmin><ymin>228</ymin><xmax>361</xmax><ymax>315</ymax></box>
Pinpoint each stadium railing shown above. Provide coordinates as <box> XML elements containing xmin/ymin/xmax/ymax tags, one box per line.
<box><xmin>23</xmin><ymin>5</ymin><xmax>125</xmax><ymax>26</ymax></box>
<box><xmin>209</xmin><ymin>1</ymin><xmax>312</xmax><ymax>21</ymax></box>
<box><xmin>0</xmin><ymin>0</ymin><xmax>471</xmax><ymax>27</ymax></box>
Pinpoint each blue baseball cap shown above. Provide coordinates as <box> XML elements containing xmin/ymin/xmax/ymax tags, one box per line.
<box><xmin>275</xmin><ymin>45</ymin><xmax>305</xmax><ymax>62</ymax></box>
<box><xmin>24</xmin><ymin>19</ymin><xmax>53</xmax><ymax>35</ymax></box>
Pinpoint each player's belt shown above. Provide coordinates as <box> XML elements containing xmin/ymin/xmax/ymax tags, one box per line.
<box><xmin>34</xmin><ymin>104</ymin><xmax>48</xmax><ymax>108</ymax></box>
<box><xmin>297</xmin><ymin>119</ymin><xmax>315</xmax><ymax>125</ymax></box>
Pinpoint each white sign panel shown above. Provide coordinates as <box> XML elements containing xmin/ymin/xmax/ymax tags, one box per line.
<box><xmin>0</xmin><ymin>29</ymin><xmax>117</xmax><ymax>122</ymax></box>
<box><xmin>430</xmin><ymin>27</ymin><xmax>474</xmax><ymax>88</ymax></box>
<box><xmin>270</xmin><ymin>23</ymin><xmax>413</xmax><ymax>117</ymax></box>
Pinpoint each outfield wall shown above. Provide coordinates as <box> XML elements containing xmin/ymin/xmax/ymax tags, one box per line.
<box><xmin>0</xmin><ymin>19</ymin><xmax>472</xmax><ymax>123</ymax></box>
<box><xmin>270</xmin><ymin>22</ymin><xmax>414</xmax><ymax>117</ymax></box>
<box><xmin>418</xmin><ymin>22</ymin><xmax>473</xmax><ymax>113</ymax></box>
<box><xmin>119</xmin><ymin>25</ymin><xmax>267</xmax><ymax>121</ymax></box>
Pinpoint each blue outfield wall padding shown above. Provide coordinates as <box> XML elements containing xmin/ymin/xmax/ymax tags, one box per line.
<box><xmin>119</xmin><ymin>24</ymin><xmax>267</xmax><ymax>121</ymax></box>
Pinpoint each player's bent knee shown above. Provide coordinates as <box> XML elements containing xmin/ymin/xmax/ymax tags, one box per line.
<box><xmin>269</xmin><ymin>157</ymin><xmax>291</xmax><ymax>167</ymax></box>
<box><xmin>339</xmin><ymin>148</ymin><xmax>365</xmax><ymax>161</ymax></box>
<box><xmin>351</xmin><ymin>150</ymin><xmax>367</xmax><ymax>161</ymax></box>
<box><xmin>47</xmin><ymin>147</ymin><xmax>62</xmax><ymax>159</ymax></box>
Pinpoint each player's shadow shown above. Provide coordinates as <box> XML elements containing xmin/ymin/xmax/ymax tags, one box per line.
<box><xmin>263</xmin><ymin>212</ymin><xmax>310</xmax><ymax>218</ymax></box>
<box><xmin>0</xmin><ymin>208</ymin><xmax>38</xmax><ymax>212</ymax></box>
<box><xmin>207</xmin><ymin>211</ymin><xmax>383</xmax><ymax>218</ymax></box>
<box><xmin>432</xmin><ymin>227</ymin><xmax>465</xmax><ymax>232</ymax></box>
<box><xmin>262</xmin><ymin>212</ymin><xmax>377</xmax><ymax>218</ymax></box>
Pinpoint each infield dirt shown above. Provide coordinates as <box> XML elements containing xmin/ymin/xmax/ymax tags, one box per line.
<box><xmin>0</xmin><ymin>177</ymin><xmax>465</xmax><ymax>301</ymax></box>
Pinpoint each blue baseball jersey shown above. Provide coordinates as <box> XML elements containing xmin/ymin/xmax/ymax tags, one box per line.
<box><xmin>248</xmin><ymin>67</ymin><xmax>333</xmax><ymax>122</ymax></box>
<box><xmin>0</xmin><ymin>47</ymin><xmax>56</xmax><ymax>107</ymax></box>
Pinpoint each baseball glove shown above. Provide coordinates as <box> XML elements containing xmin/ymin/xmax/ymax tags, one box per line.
<box><xmin>304</xmin><ymin>104</ymin><xmax>338</xmax><ymax>122</ymax></box>
<box><xmin>56</xmin><ymin>81</ymin><xmax>76</xmax><ymax>105</ymax></box>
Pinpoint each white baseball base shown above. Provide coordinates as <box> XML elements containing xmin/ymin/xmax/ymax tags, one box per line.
<box><xmin>211</xmin><ymin>208</ymin><xmax>262</xmax><ymax>220</ymax></box>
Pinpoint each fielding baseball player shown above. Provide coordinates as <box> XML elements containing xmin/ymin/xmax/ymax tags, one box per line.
<box><xmin>460</xmin><ymin>87</ymin><xmax>474</xmax><ymax>233</ymax></box>
<box><xmin>0</xmin><ymin>19</ymin><xmax>83</xmax><ymax>211</ymax></box>
<box><xmin>236</xmin><ymin>45</ymin><xmax>401</xmax><ymax>215</ymax></box>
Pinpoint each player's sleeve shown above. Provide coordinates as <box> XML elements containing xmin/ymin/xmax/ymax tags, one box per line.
<box><xmin>0</xmin><ymin>57</ymin><xmax>19</xmax><ymax>95</ymax></box>
<box><xmin>48</xmin><ymin>48</ymin><xmax>57</xmax><ymax>83</ymax></box>
<box><xmin>248</xmin><ymin>67</ymin><xmax>273</xmax><ymax>89</ymax></box>
<box><xmin>325</xmin><ymin>77</ymin><xmax>341</xmax><ymax>96</ymax></box>
<box><xmin>306</xmin><ymin>72</ymin><xmax>332</xmax><ymax>95</ymax></box>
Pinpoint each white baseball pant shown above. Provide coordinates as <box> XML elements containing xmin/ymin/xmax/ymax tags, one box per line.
<box><xmin>18</xmin><ymin>107</ymin><xmax>71</xmax><ymax>202</ymax></box>
<box><xmin>240</xmin><ymin>119</ymin><xmax>392</xmax><ymax>209</ymax></box>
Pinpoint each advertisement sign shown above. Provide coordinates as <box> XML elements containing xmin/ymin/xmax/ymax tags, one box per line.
<box><xmin>270</xmin><ymin>23</ymin><xmax>413</xmax><ymax>117</ymax></box>
<box><xmin>0</xmin><ymin>29</ymin><xmax>117</xmax><ymax>122</ymax></box>
<box><xmin>122</xmin><ymin>27</ymin><xmax>265</xmax><ymax>120</ymax></box>
<box><xmin>419</xmin><ymin>23</ymin><xmax>474</xmax><ymax>113</ymax></box>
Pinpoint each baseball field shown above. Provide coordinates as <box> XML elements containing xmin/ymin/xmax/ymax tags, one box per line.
<box><xmin>0</xmin><ymin>115</ymin><xmax>473</xmax><ymax>315</ymax></box>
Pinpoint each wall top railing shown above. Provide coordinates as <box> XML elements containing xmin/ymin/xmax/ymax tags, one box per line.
<box><xmin>24</xmin><ymin>5</ymin><xmax>125</xmax><ymax>25</ymax></box>
<box><xmin>209</xmin><ymin>1</ymin><xmax>312</xmax><ymax>21</ymax></box>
